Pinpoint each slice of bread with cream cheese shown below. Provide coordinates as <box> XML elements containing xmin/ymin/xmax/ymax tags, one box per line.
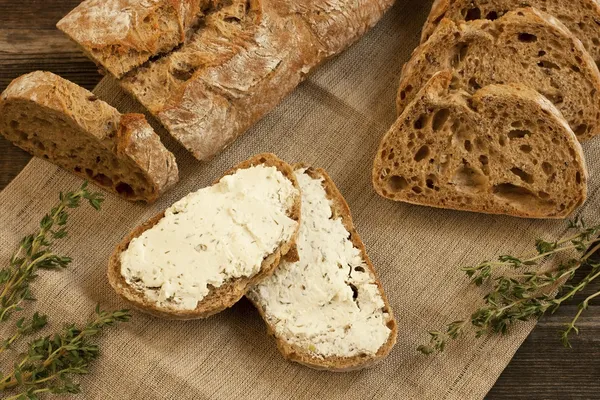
<box><xmin>108</xmin><ymin>154</ymin><xmax>301</xmax><ymax>319</ymax></box>
<box><xmin>247</xmin><ymin>166</ymin><xmax>397</xmax><ymax>371</ymax></box>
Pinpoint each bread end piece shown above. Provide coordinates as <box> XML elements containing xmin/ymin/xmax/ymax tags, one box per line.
<box><xmin>0</xmin><ymin>71</ymin><xmax>178</xmax><ymax>203</ymax></box>
<box><xmin>248</xmin><ymin>165</ymin><xmax>398</xmax><ymax>371</ymax></box>
<box><xmin>107</xmin><ymin>153</ymin><xmax>301</xmax><ymax>319</ymax></box>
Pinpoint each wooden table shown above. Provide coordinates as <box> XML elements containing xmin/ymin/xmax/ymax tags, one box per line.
<box><xmin>1</xmin><ymin>1</ymin><xmax>599</xmax><ymax>398</ymax></box>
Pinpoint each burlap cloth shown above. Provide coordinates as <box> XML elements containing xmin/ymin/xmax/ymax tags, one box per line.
<box><xmin>2</xmin><ymin>1</ymin><xmax>600</xmax><ymax>398</ymax></box>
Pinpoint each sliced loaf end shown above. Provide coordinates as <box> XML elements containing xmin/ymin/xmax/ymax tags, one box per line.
<box><xmin>248</xmin><ymin>165</ymin><xmax>398</xmax><ymax>371</ymax></box>
<box><xmin>107</xmin><ymin>153</ymin><xmax>301</xmax><ymax>320</ymax></box>
<box><xmin>378</xmin><ymin>71</ymin><xmax>587</xmax><ymax>218</ymax></box>
<box><xmin>0</xmin><ymin>71</ymin><xmax>178</xmax><ymax>203</ymax></box>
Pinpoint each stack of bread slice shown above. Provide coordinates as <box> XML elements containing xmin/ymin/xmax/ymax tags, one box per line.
<box><xmin>373</xmin><ymin>3</ymin><xmax>599</xmax><ymax>219</ymax></box>
<box><xmin>109</xmin><ymin>154</ymin><xmax>397</xmax><ymax>370</ymax></box>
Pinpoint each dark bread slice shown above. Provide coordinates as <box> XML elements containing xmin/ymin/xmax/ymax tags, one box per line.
<box><xmin>0</xmin><ymin>71</ymin><xmax>178</xmax><ymax>203</ymax></box>
<box><xmin>247</xmin><ymin>165</ymin><xmax>398</xmax><ymax>371</ymax></box>
<box><xmin>377</xmin><ymin>71</ymin><xmax>587</xmax><ymax>219</ymax></box>
<box><xmin>108</xmin><ymin>153</ymin><xmax>301</xmax><ymax>319</ymax></box>
<box><xmin>421</xmin><ymin>0</ymin><xmax>600</xmax><ymax>68</ymax></box>
<box><xmin>397</xmin><ymin>8</ymin><xmax>600</xmax><ymax>141</ymax></box>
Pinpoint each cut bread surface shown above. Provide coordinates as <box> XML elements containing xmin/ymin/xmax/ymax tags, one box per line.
<box><xmin>421</xmin><ymin>0</ymin><xmax>600</xmax><ymax>68</ymax></box>
<box><xmin>398</xmin><ymin>8</ymin><xmax>600</xmax><ymax>141</ymax></box>
<box><xmin>377</xmin><ymin>72</ymin><xmax>587</xmax><ymax>219</ymax></box>
<box><xmin>0</xmin><ymin>71</ymin><xmax>178</xmax><ymax>203</ymax></box>
<box><xmin>108</xmin><ymin>154</ymin><xmax>301</xmax><ymax>319</ymax></box>
<box><xmin>247</xmin><ymin>166</ymin><xmax>397</xmax><ymax>371</ymax></box>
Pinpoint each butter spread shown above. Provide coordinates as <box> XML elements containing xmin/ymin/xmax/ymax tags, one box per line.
<box><xmin>120</xmin><ymin>165</ymin><xmax>299</xmax><ymax>310</ymax></box>
<box><xmin>250</xmin><ymin>169</ymin><xmax>392</xmax><ymax>358</ymax></box>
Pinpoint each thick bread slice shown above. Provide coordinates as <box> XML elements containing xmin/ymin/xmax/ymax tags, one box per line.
<box><xmin>57</xmin><ymin>0</ymin><xmax>213</xmax><ymax>78</ymax></box>
<box><xmin>376</xmin><ymin>71</ymin><xmax>587</xmax><ymax>219</ymax></box>
<box><xmin>247</xmin><ymin>165</ymin><xmax>397</xmax><ymax>371</ymax></box>
<box><xmin>116</xmin><ymin>0</ymin><xmax>394</xmax><ymax>160</ymax></box>
<box><xmin>108</xmin><ymin>153</ymin><xmax>301</xmax><ymax>319</ymax></box>
<box><xmin>421</xmin><ymin>0</ymin><xmax>600</xmax><ymax>68</ymax></box>
<box><xmin>397</xmin><ymin>8</ymin><xmax>600</xmax><ymax>141</ymax></box>
<box><xmin>0</xmin><ymin>71</ymin><xmax>178</xmax><ymax>203</ymax></box>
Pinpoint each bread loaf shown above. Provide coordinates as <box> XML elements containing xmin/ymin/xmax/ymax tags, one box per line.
<box><xmin>108</xmin><ymin>153</ymin><xmax>301</xmax><ymax>319</ymax></box>
<box><xmin>397</xmin><ymin>8</ymin><xmax>600</xmax><ymax>141</ymax></box>
<box><xmin>58</xmin><ymin>0</ymin><xmax>395</xmax><ymax>161</ymax></box>
<box><xmin>247</xmin><ymin>166</ymin><xmax>397</xmax><ymax>371</ymax></box>
<box><xmin>421</xmin><ymin>0</ymin><xmax>600</xmax><ymax>68</ymax></box>
<box><xmin>0</xmin><ymin>71</ymin><xmax>178</xmax><ymax>203</ymax></box>
<box><xmin>57</xmin><ymin>0</ymin><xmax>213</xmax><ymax>78</ymax></box>
<box><xmin>376</xmin><ymin>71</ymin><xmax>587</xmax><ymax>219</ymax></box>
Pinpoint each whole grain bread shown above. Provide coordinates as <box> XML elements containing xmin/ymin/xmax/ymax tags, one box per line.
<box><xmin>247</xmin><ymin>165</ymin><xmax>398</xmax><ymax>371</ymax></box>
<box><xmin>421</xmin><ymin>0</ymin><xmax>600</xmax><ymax>68</ymax></box>
<box><xmin>0</xmin><ymin>71</ymin><xmax>178</xmax><ymax>203</ymax></box>
<box><xmin>397</xmin><ymin>8</ymin><xmax>600</xmax><ymax>141</ymax></box>
<box><xmin>59</xmin><ymin>0</ymin><xmax>394</xmax><ymax>161</ymax></box>
<box><xmin>377</xmin><ymin>71</ymin><xmax>588</xmax><ymax>219</ymax></box>
<box><xmin>57</xmin><ymin>0</ymin><xmax>213</xmax><ymax>78</ymax></box>
<box><xmin>107</xmin><ymin>153</ymin><xmax>302</xmax><ymax>319</ymax></box>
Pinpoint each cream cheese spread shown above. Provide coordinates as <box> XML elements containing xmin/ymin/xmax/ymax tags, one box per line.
<box><xmin>250</xmin><ymin>169</ymin><xmax>392</xmax><ymax>358</ymax></box>
<box><xmin>120</xmin><ymin>165</ymin><xmax>299</xmax><ymax>310</ymax></box>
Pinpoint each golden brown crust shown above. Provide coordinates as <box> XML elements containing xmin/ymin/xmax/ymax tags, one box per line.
<box><xmin>247</xmin><ymin>165</ymin><xmax>398</xmax><ymax>371</ymax></box>
<box><xmin>0</xmin><ymin>71</ymin><xmax>178</xmax><ymax>203</ymax></box>
<box><xmin>107</xmin><ymin>153</ymin><xmax>301</xmax><ymax>320</ymax></box>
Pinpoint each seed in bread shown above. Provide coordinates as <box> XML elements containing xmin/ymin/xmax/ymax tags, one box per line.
<box><xmin>108</xmin><ymin>153</ymin><xmax>301</xmax><ymax>319</ymax></box>
<box><xmin>376</xmin><ymin>71</ymin><xmax>587</xmax><ymax>219</ymax></box>
<box><xmin>397</xmin><ymin>8</ymin><xmax>600</xmax><ymax>141</ymax></box>
<box><xmin>247</xmin><ymin>166</ymin><xmax>397</xmax><ymax>371</ymax></box>
<box><xmin>0</xmin><ymin>71</ymin><xmax>178</xmax><ymax>203</ymax></box>
<box><xmin>421</xmin><ymin>0</ymin><xmax>600</xmax><ymax>68</ymax></box>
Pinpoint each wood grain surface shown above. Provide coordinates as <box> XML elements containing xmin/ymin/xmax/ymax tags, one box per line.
<box><xmin>0</xmin><ymin>1</ymin><xmax>598</xmax><ymax>399</ymax></box>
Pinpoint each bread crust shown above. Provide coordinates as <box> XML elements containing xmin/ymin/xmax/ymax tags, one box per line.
<box><xmin>420</xmin><ymin>0</ymin><xmax>600</xmax><ymax>67</ymax></box>
<box><xmin>0</xmin><ymin>71</ymin><xmax>178</xmax><ymax>203</ymax></box>
<box><xmin>107</xmin><ymin>153</ymin><xmax>301</xmax><ymax>319</ymax></box>
<box><xmin>110</xmin><ymin>0</ymin><xmax>395</xmax><ymax>161</ymax></box>
<box><xmin>247</xmin><ymin>165</ymin><xmax>398</xmax><ymax>371</ymax></box>
<box><xmin>378</xmin><ymin>71</ymin><xmax>588</xmax><ymax>219</ymax></box>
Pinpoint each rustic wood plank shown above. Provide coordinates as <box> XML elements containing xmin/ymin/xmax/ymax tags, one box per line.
<box><xmin>0</xmin><ymin>0</ymin><xmax>599</xmax><ymax>398</ymax></box>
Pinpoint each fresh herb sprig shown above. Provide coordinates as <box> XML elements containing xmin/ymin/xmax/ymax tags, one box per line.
<box><xmin>0</xmin><ymin>313</ymin><xmax>48</xmax><ymax>353</ymax></box>
<box><xmin>0</xmin><ymin>306</ymin><xmax>130</xmax><ymax>399</ymax></box>
<box><xmin>0</xmin><ymin>182</ymin><xmax>103</xmax><ymax>325</ymax></box>
<box><xmin>418</xmin><ymin>218</ymin><xmax>600</xmax><ymax>355</ymax></box>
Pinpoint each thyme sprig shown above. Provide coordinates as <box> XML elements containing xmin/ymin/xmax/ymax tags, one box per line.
<box><xmin>0</xmin><ymin>306</ymin><xmax>131</xmax><ymax>399</ymax></box>
<box><xmin>0</xmin><ymin>313</ymin><xmax>48</xmax><ymax>353</ymax></box>
<box><xmin>0</xmin><ymin>182</ymin><xmax>103</xmax><ymax>325</ymax></box>
<box><xmin>418</xmin><ymin>218</ymin><xmax>600</xmax><ymax>355</ymax></box>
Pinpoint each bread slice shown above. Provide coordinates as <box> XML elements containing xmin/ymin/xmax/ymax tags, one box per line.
<box><xmin>57</xmin><ymin>0</ymin><xmax>213</xmax><ymax>78</ymax></box>
<box><xmin>378</xmin><ymin>71</ymin><xmax>588</xmax><ymax>218</ymax></box>
<box><xmin>247</xmin><ymin>165</ymin><xmax>397</xmax><ymax>371</ymax></box>
<box><xmin>0</xmin><ymin>71</ymin><xmax>178</xmax><ymax>203</ymax></box>
<box><xmin>397</xmin><ymin>8</ymin><xmax>600</xmax><ymax>141</ymax></box>
<box><xmin>108</xmin><ymin>153</ymin><xmax>302</xmax><ymax>319</ymax></box>
<box><xmin>421</xmin><ymin>0</ymin><xmax>600</xmax><ymax>68</ymax></box>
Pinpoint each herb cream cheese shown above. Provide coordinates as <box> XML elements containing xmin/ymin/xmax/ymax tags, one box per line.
<box><xmin>120</xmin><ymin>165</ymin><xmax>299</xmax><ymax>310</ymax></box>
<box><xmin>251</xmin><ymin>169</ymin><xmax>391</xmax><ymax>358</ymax></box>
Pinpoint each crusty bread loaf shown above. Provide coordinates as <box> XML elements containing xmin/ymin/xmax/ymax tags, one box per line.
<box><xmin>57</xmin><ymin>0</ymin><xmax>213</xmax><ymax>78</ymax></box>
<box><xmin>59</xmin><ymin>0</ymin><xmax>394</xmax><ymax>161</ymax></box>
<box><xmin>421</xmin><ymin>0</ymin><xmax>600</xmax><ymax>68</ymax></box>
<box><xmin>108</xmin><ymin>153</ymin><xmax>301</xmax><ymax>319</ymax></box>
<box><xmin>377</xmin><ymin>71</ymin><xmax>587</xmax><ymax>219</ymax></box>
<box><xmin>0</xmin><ymin>71</ymin><xmax>178</xmax><ymax>203</ymax></box>
<box><xmin>397</xmin><ymin>8</ymin><xmax>600</xmax><ymax>141</ymax></box>
<box><xmin>247</xmin><ymin>165</ymin><xmax>397</xmax><ymax>371</ymax></box>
